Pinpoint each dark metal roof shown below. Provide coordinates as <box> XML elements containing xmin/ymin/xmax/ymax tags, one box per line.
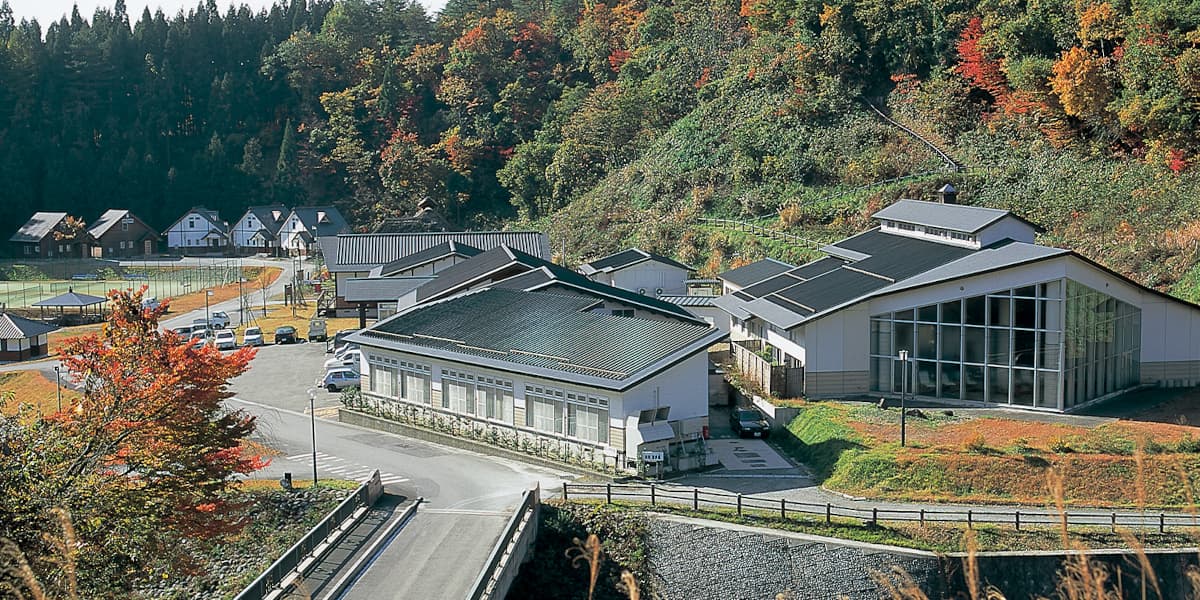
<box><xmin>87</xmin><ymin>209</ymin><xmax>157</xmax><ymax>239</ymax></box>
<box><xmin>412</xmin><ymin>246</ymin><xmax>701</xmax><ymax>321</ymax></box>
<box><xmin>787</xmin><ymin>257</ymin><xmax>847</xmax><ymax>280</ymax></box>
<box><xmin>288</xmin><ymin>206</ymin><xmax>350</xmax><ymax>237</ymax></box>
<box><xmin>342</xmin><ymin>276</ymin><xmax>435</xmax><ymax>303</ymax></box>
<box><xmin>0</xmin><ymin>313</ymin><xmax>57</xmax><ymax>339</ymax></box>
<box><xmin>238</xmin><ymin>205</ymin><xmax>290</xmax><ymax>237</ymax></box>
<box><xmin>377</xmin><ymin>241</ymin><xmax>483</xmax><ymax>277</ymax></box>
<box><xmin>768</xmin><ymin>268</ymin><xmax>888</xmax><ymax>314</ymax></box>
<box><xmin>10</xmin><ymin>212</ymin><xmax>68</xmax><ymax>243</ymax></box>
<box><xmin>740</xmin><ymin>274</ymin><xmax>805</xmax><ymax>298</ymax></box>
<box><xmin>32</xmin><ymin>290</ymin><xmax>107</xmax><ymax>307</ymax></box>
<box><xmin>356</xmin><ymin>289</ymin><xmax>724</xmax><ymax>388</ymax></box>
<box><xmin>872</xmin><ymin>199</ymin><xmax>1039</xmax><ymax>234</ymax></box>
<box><xmin>718</xmin><ymin>258</ymin><xmax>795</xmax><ymax>288</ymax></box>
<box><xmin>580</xmin><ymin>248</ymin><xmax>693</xmax><ymax>274</ymax></box>
<box><xmin>329</xmin><ymin>232</ymin><xmax>551</xmax><ymax>272</ymax></box>
<box><xmin>831</xmin><ymin>228</ymin><xmax>974</xmax><ymax>282</ymax></box>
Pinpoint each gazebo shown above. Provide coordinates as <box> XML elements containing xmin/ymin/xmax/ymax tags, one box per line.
<box><xmin>32</xmin><ymin>289</ymin><xmax>107</xmax><ymax>324</ymax></box>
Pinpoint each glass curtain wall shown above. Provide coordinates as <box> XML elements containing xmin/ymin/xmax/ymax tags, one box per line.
<box><xmin>870</xmin><ymin>279</ymin><xmax>1141</xmax><ymax>409</ymax></box>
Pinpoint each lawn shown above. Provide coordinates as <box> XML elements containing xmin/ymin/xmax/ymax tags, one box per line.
<box><xmin>778</xmin><ymin>400</ymin><xmax>1200</xmax><ymax>509</ymax></box>
<box><xmin>0</xmin><ymin>370</ymin><xmax>82</xmax><ymax>416</ymax></box>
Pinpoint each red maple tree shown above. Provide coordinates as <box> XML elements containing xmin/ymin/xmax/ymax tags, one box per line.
<box><xmin>954</xmin><ymin>17</ymin><xmax>1009</xmax><ymax>105</ymax></box>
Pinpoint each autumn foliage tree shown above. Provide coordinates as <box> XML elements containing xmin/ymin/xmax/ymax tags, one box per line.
<box><xmin>0</xmin><ymin>287</ymin><xmax>263</xmax><ymax>597</ymax></box>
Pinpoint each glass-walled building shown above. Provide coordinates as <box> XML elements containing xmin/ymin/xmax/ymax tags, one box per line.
<box><xmin>869</xmin><ymin>279</ymin><xmax>1140</xmax><ymax>410</ymax></box>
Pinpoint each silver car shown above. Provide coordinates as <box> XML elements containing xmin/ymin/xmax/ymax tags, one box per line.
<box><xmin>242</xmin><ymin>327</ymin><xmax>265</xmax><ymax>347</ymax></box>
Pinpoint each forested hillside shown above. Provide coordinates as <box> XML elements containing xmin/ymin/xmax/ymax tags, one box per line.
<box><xmin>2</xmin><ymin>0</ymin><xmax>1199</xmax><ymax>293</ymax></box>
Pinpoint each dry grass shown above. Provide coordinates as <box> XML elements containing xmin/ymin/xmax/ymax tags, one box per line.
<box><xmin>0</xmin><ymin>370</ymin><xmax>82</xmax><ymax>416</ymax></box>
<box><xmin>243</xmin><ymin>303</ymin><xmax>361</xmax><ymax>339</ymax></box>
<box><xmin>165</xmin><ymin>267</ymin><xmax>281</xmax><ymax>315</ymax></box>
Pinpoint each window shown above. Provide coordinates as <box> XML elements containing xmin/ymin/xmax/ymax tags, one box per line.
<box><xmin>568</xmin><ymin>404</ymin><xmax>608</xmax><ymax>443</ymax></box>
<box><xmin>121</xmin><ymin>221</ymin><xmax>129</xmax><ymax>232</ymax></box>
<box><xmin>188</xmin><ymin>218</ymin><xmax>197</xmax><ymax>229</ymax></box>
<box><xmin>526</xmin><ymin>388</ymin><xmax>564</xmax><ymax>434</ymax></box>
<box><xmin>476</xmin><ymin>376</ymin><xmax>514</xmax><ymax>423</ymax></box>
<box><xmin>369</xmin><ymin>363</ymin><xmax>397</xmax><ymax>397</ymax></box>
<box><xmin>399</xmin><ymin>360</ymin><xmax>431</xmax><ymax>404</ymax></box>
<box><xmin>23</xmin><ymin>245</ymin><xmax>32</xmax><ymax>255</ymax></box>
<box><xmin>445</xmin><ymin>380</ymin><xmax>473</xmax><ymax>414</ymax></box>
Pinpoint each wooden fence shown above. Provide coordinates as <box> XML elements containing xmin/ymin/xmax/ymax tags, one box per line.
<box><xmin>561</xmin><ymin>482</ymin><xmax>1200</xmax><ymax>533</ymax></box>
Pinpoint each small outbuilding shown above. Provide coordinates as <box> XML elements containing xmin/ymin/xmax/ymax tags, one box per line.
<box><xmin>0</xmin><ymin>313</ymin><xmax>57</xmax><ymax>361</ymax></box>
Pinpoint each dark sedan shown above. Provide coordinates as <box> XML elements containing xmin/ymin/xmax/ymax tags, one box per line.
<box><xmin>730</xmin><ymin>406</ymin><xmax>771</xmax><ymax>438</ymax></box>
<box><xmin>274</xmin><ymin>325</ymin><xmax>298</xmax><ymax>344</ymax></box>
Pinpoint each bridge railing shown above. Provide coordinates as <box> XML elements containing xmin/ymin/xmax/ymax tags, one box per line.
<box><xmin>562</xmin><ymin>482</ymin><xmax>1199</xmax><ymax>533</ymax></box>
<box><xmin>233</xmin><ymin>471</ymin><xmax>383</xmax><ymax>600</ymax></box>
<box><xmin>465</xmin><ymin>485</ymin><xmax>542</xmax><ymax>600</ymax></box>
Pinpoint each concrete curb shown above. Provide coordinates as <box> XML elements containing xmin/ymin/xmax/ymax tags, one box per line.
<box><xmin>337</xmin><ymin>408</ymin><xmax>609</xmax><ymax>480</ymax></box>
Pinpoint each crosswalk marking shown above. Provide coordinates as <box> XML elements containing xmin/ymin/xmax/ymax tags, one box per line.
<box><xmin>280</xmin><ymin>452</ymin><xmax>408</xmax><ymax>487</ymax></box>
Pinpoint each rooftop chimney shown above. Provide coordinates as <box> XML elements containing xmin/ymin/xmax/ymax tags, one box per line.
<box><xmin>937</xmin><ymin>183</ymin><xmax>958</xmax><ymax>204</ymax></box>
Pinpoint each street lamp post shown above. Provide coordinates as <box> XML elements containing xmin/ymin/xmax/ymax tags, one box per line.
<box><xmin>204</xmin><ymin>289</ymin><xmax>214</xmax><ymax>327</ymax></box>
<box><xmin>309</xmin><ymin>389</ymin><xmax>318</xmax><ymax>487</ymax></box>
<box><xmin>898</xmin><ymin>350</ymin><xmax>908</xmax><ymax>447</ymax></box>
<box><xmin>53</xmin><ymin>365</ymin><xmax>62</xmax><ymax>412</ymax></box>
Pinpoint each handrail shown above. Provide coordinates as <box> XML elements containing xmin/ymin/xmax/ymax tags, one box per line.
<box><xmin>562</xmin><ymin>483</ymin><xmax>1199</xmax><ymax>533</ymax></box>
<box><xmin>865</xmin><ymin>101</ymin><xmax>961</xmax><ymax>171</ymax></box>
<box><xmin>233</xmin><ymin>471</ymin><xmax>382</xmax><ymax>600</ymax></box>
<box><xmin>465</xmin><ymin>485</ymin><xmax>541</xmax><ymax>600</ymax></box>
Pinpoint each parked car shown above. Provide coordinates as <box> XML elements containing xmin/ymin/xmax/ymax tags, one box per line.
<box><xmin>210</xmin><ymin>311</ymin><xmax>231</xmax><ymax>329</ymax></box>
<box><xmin>274</xmin><ymin>325</ymin><xmax>298</xmax><ymax>344</ymax></box>
<box><xmin>189</xmin><ymin>327</ymin><xmax>213</xmax><ymax>341</ymax></box>
<box><xmin>190</xmin><ymin>320</ymin><xmax>210</xmax><ymax>335</ymax></box>
<box><xmin>318</xmin><ymin>367</ymin><xmax>360</xmax><ymax>392</ymax></box>
<box><xmin>730</xmin><ymin>406</ymin><xmax>771</xmax><ymax>438</ymax></box>
<box><xmin>324</xmin><ymin>349</ymin><xmax>362</xmax><ymax>371</ymax></box>
<box><xmin>171</xmin><ymin>325</ymin><xmax>191</xmax><ymax>337</ymax></box>
<box><xmin>141</xmin><ymin>296</ymin><xmax>160</xmax><ymax>311</ymax></box>
<box><xmin>331</xmin><ymin>329</ymin><xmax>359</xmax><ymax>352</ymax></box>
<box><xmin>213</xmin><ymin>329</ymin><xmax>237</xmax><ymax>350</ymax></box>
<box><xmin>242</xmin><ymin>327</ymin><xmax>265</xmax><ymax>347</ymax></box>
<box><xmin>308</xmin><ymin>318</ymin><xmax>328</xmax><ymax>342</ymax></box>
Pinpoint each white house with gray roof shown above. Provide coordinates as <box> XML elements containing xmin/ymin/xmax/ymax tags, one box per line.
<box><xmin>580</xmin><ymin>248</ymin><xmax>694</xmax><ymax>296</ymax></box>
<box><xmin>715</xmin><ymin>198</ymin><xmax>1200</xmax><ymax>412</ymax></box>
<box><xmin>279</xmin><ymin>206</ymin><xmax>350</xmax><ymax>255</ymax></box>
<box><xmin>348</xmin><ymin>288</ymin><xmax>726</xmax><ymax>473</ymax></box>
<box><xmin>231</xmin><ymin>204</ymin><xmax>289</xmax><ymax>253</ymax></box>
<box><xmin>164</xmin><ymin>207</ymin><xmax>229</xmax><ymax>254</ymax></box>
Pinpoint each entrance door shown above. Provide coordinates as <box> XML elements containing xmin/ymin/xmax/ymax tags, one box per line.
<box><xmin>144</xmin><ymin>240</ymin><xmax>153</xmax><ymax>255</ymax></box>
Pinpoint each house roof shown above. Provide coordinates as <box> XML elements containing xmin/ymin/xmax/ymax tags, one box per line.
<box><xmin>342</xmin><ymin>276</ymin><xmax>436</xmax><ymax>303</ymax></box>
<box><xmin>32</xmin><ymin>290</ymin><xmax>107</xmax><ymax>308</ymax></box>
<box><xmin>374</xmin><ymin>241</ymin><xmax>483</xmax><ymax>277</ymax></box>
<box><xmin>872</xmin><ymin>199</ymin><xmax>1042</xmax><ymax>234</ymax></box>
<box><xmin>352</xmin><ymin>288</ymin><xmax>725</xmax><ymax>390</ymax></box>
<box><xmin>0</xmin><ymin>313</ymin><xmax>57</xmax><ymax>339</ymax></box>
<box><xmin>579</xmin><ymin>248</ymin><xmax>693</xmax><ymax>275</ymax></box>
<box><xmin>238</xmin><ymin>205</ymin><xmax>290</xmax><ymax>237</ymax></box>
<box><xmin>411</xmin><ymin>245</ymin><xmax>702</xmax><ymax>322</ymax></box>
<box><xmin>328</xmin><ymin>231</ymin><xmax>551</xmax><ymax>273</ymax></box>
<box><xmin>10</xmin><ymin>212</ymin><xmax>68</xmax><ymax>243</ymax></box>
<box><xmin>87</xmin><ymin>209</ymin><xmax>157</xmax><ymax>239</ymax></box>
<box><xmin>658</xmin><ymin>295</ymin><xmax>717</xmax><ymax>307</ymax></box>
<box><xmin>165</xmin><ymin>207</ymin><xmax>227</xmax><ymax>236</ymax></box>
<box><xmin>287</xmin><ymin>206</ymin><xmax>350</xmax><ymax>238</ymax></box>
<box><xmin>718</xmin><ymin>258</ymin><xmax>795</xmax><ymax>288</ymax></box>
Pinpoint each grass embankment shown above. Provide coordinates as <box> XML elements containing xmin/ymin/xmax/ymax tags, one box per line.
<box><xmin>779</xmin><ymin>400</ymin><xmax>1200</xmax><ymax>509</ymax></box>
<box><xmin>559</xmin><ymin>498</ymin><xmax>1200</xmax><ymax>554</ymax></box>
<box><xmin>0</xmin><ymin>370</ymin><xmax>82</xmax><ymax>416</ymax></box>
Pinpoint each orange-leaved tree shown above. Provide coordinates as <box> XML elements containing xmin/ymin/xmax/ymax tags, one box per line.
<box><xmin>0</xmin><ymin>286</ymin><xmax>264</xmax><ymax>597</ymax></box>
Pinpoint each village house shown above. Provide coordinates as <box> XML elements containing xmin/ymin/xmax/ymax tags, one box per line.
<box><xmin>86</xmin><ymin>210</ymin><xmax>158</xmax><ymax>258</ymax></box>
<box><xmin>163</xmin><ymin>207</ymin><xmax>229</xmax><ymax>254</ymax></box>
<box><xmin>278</xmin><ymin>206</ymin><xmax>350</xmax><ymax>256</ymax></box>
<box><xmin>230</xmin><ymin>204</ymin><xmax>289</xmax><ymax>254</ymax></box>
<box><xmin>0</xmin><ymin>313</ymin><xmax>56</xmax><ymax>361</ymax></box>
<box><xmin>9</xmin><ymin>212</ymin><xmax>90</xmax><ymax>259</ymax></box>
<box><xmin>579</xmin><ymin>248</ymin><xmax>694</xmax><ymax>297</ymax></box>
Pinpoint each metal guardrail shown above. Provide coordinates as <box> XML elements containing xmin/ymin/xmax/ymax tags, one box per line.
<box><xmin>562</xmin><ymin>483</ymin><xmax>1200</xmax><ymax>533</ymax></box>
<box><xmin>466</xmin><ymin>486</ymin><xmax>542</xmax><ymax>600</ymax></box>
<box><xmin>233</xmin><ymin>471</ymin><xmax>382</xmax><ymax>600</ymax></box>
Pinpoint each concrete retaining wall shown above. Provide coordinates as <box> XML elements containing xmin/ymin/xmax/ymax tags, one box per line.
<box><xmin>644</xmin><ymin>515</ymin><xmax>1200</xmax><ymax>600</ymax></box>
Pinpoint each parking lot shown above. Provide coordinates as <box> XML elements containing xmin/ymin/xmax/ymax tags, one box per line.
<box><xmin>230</xmin><ymin>341</ymin><xmax>348</xmax><ymax>411</ymax></box>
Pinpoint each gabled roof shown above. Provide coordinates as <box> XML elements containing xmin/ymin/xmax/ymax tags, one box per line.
<box><xmin>10</xmin><ymin>212</ymin><xmax>68</xmax><ymax>243</ymax></box>
<box><xmin>374</xmin><ymin>241</ymin><xmax>483</xmax><ymax>277</ymax></box>
<box><xmin>342</xmin><ymin>276</ymin><xmax>435</xmax><ymax>303</ymax></box>
<box><xmin>87</xmin><ymin>210</ymin><xmax>157</xmax><ymax>239</ymax></box>
<box><xmin>411</xmin><ymin>246</ymin><xmax>703</xmax><ymax>322</ymax></box>
<box><xmin>286</xmin><ymin>206</ymin><xmax>350</xmax><ymax>238</ymax></box>
<box><xmin>580</xmin><ymin>248</ymin><xmax>693</xmax><ymax>275</ymax></box>
<box><xmin>238</xmin><ymin>205</ymin><xmax>290</xmax><ymax>237</ymax></box>
<box><xmin>165</xmin><ymin>207</ymin><xmax>227</xmax><ymax>235</ymax></box>
<box><xmin>872</xmin><ymin>199</ymin><xmax>1043</xmax><ymax>234</ymax></box>
<box><xmin>658</xmin><ymin>295</ymin><xmax>716</xmax><ymax>307</ymax></box>
<box><xmin>0</xmin><ymin>313</ymin><xmax>57</xmax><ymax>339</ymax></box>
<box><xmin>328</xmin><ymin>231</ymin><xmax>551</xmax><ymax>273</ymax></box>
<box><xmin>718</xmin><ymin>258</ymin><xmax>795</xmax><ymax>288</ymax></box>
<box><xmin>353</xmin><ymin>288</ymin><xmax>725</xmax><ymax>390</ymax></box>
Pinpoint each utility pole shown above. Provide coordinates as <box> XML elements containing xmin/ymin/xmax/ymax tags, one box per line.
<box><xmin>309</xmin><ymin>389</ymin><xmax>318</xmax><ymax>487</ymax></box>
<box><xmin>54</xmin><ymin>365</ymin><xmax>62</xmax><ymax>412</ymax></box>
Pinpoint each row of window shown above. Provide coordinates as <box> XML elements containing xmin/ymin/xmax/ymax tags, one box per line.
<box><xmin>882</xmin><ymin>220</ymin><xmax>978</xmax><ymax>244</ymax></box>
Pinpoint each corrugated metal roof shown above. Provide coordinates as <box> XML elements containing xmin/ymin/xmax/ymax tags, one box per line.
<box><xmin>658</xmin><ymin>295</ymin><xmax>716</xmax><ymax>307</ymax></box>
<box><xmin>10</xmin><ymin>212</ymin><xmax>68</xmax><ymax>243</ymax></box>
<box><xmin>0</xmin><ymin>313</ymin><xmax>57</xmax><ymax>339</ymax></box>
<box><xmin>718</xmin><ymin>258</ymin><xmax>795</xmax><ymax>288</ymax></box>
<box><xmin>329</xmin><ymin>231</ymin><xmax>550</xmax><ymax>272</ymax></box>
<box><xmin>342</xmin><ymin>276</ymin><xmax>435</xmax><ymax>302</ymax></box>
<box><xmin>377</xmin><ymin>241</ymin><xmax>482</xmax><ymax>276</ymax></box>
<box><xmin>875</xmin><ymin>241</ymin><xmax>1068</xmax><ymax>296</ymax></box>
<box><xmin>833</xmin><ymin>228</ymin><xmax>974</xmax><ymax>282</ymax></box>
<box><xmin>872</xmin><ymin>199</ymin><xmax>1014</xmax><ymax>234</ymax></box>
<box><xmin>580</xmin><ymin>248</ymin><xmax>693</xmax><ymax>274</ymax></box>
<box><xmin>357</xmin><ymin>289</ymin><xmax>724</xmax><ymax>386</ymax></box>
<box><xmin>412</xmin><ymin>246</ymin><xmax>701</xmax><ymax>321</ymax></box>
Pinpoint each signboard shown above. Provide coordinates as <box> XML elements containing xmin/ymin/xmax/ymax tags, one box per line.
<box><xmin>641</xmin><ymin>451</ymin><xmax>664</xmax><ymax>463</ymax></box>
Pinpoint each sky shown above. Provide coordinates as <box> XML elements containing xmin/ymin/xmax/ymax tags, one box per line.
<box><xmin>5</xmin><ymin>0</ymin><xmax>444</xmax><ymax>29</ymax></box>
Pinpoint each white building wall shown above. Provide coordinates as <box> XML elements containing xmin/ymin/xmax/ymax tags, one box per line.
<box><xmin>608</xmin><ymin>261</ymin><xmax>689</xmax><ymax>296</ymax></box>
<box><xmin>977</xmin><ymin>216</ymin><xmax>1038</xmax><ymax>247</ymax></box>
<box><xmin>684</xmin><ymin>305</ymin><xmax>730</xmax><ymax>335</ymax></box>
<box><xmin>617</xmin><ymin>351</ymin><xmax>710</xmax><ymax>437</ymax></box>
<box><xmin>165</xmin><ymin>212</ymin><xmax>222</xmax><ymax>249</ymax></box>
<box><xmin>231</xmin><ymin>213</ymin><xmax>275</xmax><ymax>249</ymax></box>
